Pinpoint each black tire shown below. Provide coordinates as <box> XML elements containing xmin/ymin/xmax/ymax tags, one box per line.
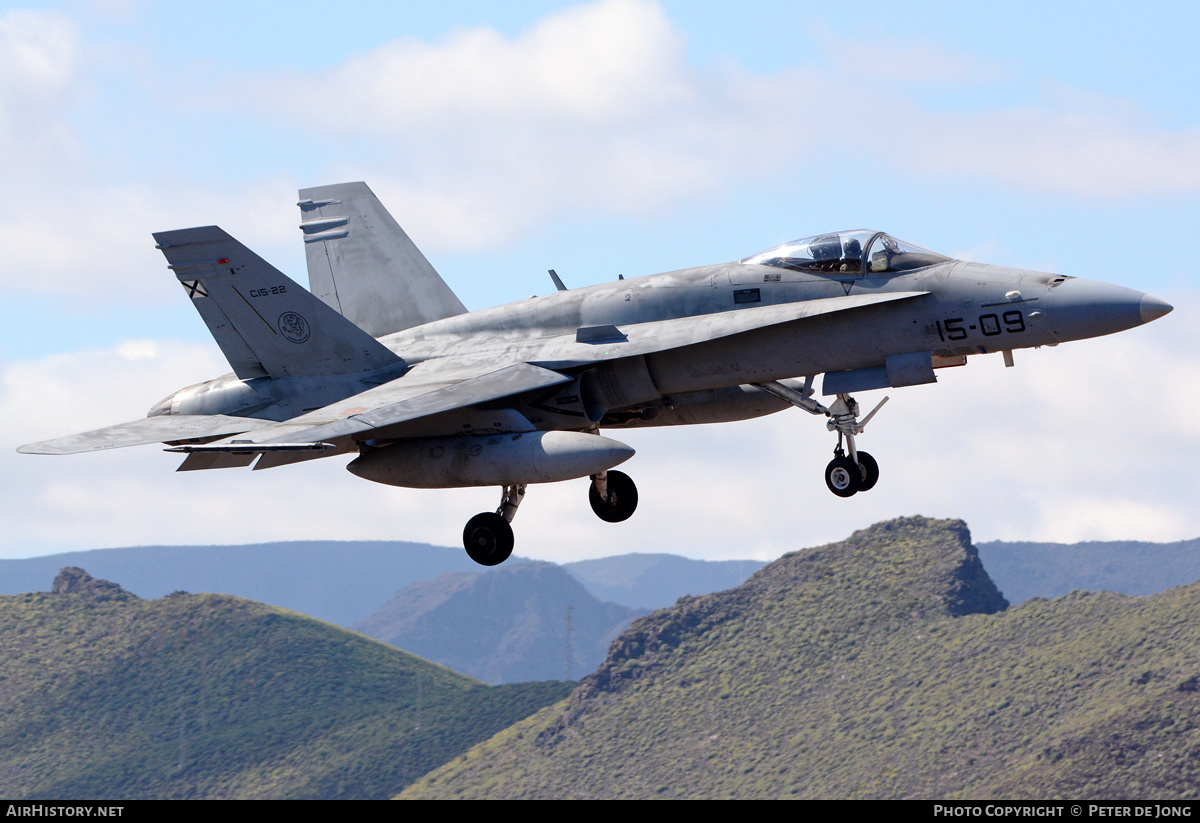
<box><xmin>589</xmin><ymin>470</ymin><xmax>638</xmax><ymax>523</ymax></box>
<box><xmin>825</xmin><ymin>456</ymin><xmax>861</xmax><ymax>497</ymax></box>
<box><xmin>462</xmin><ymin>512</ymin><xmax>514</xmax><ymax>566</ymax></box>
<box><xmin>855</xmin><ymin>451</ymin><xmax>879</xmax><ymax>492</ymax></box>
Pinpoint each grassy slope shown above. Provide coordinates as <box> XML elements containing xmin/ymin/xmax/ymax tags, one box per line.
<box><xmin>0</xmin><ymin>573</ymin><xmax>571</xmax><ymax>799</ymax></box>
<box><xmin>402</xmin><ymin>517</ymin><xmax>1200</xmax><ymax>799</ymax></box>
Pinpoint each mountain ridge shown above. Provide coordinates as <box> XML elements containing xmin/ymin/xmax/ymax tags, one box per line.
<box><xmin>402</xmin><ymin>516</ymin><xmax>1200</xmax><ymax>799</ymax></box>
<box><xmin>0</xmin><ymin>567</ymin><xmax>571</xmax><ymax>799</ymax></box>
<box><xmin>353</xmin><ymin>562</ymin><xmax>647</xmax><ymax>684</ymax></box>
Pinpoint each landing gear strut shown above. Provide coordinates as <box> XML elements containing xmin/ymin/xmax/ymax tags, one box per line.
<box><xmin>462</xmin><ymin>484</ymin><xmax>524</xmax><ymax>566</ymax></box>
<box><xmin>752</xmin><ymin>379</ymin><xmax>887</xmax><ymax>498</ymax></box>
<box><xmin>460</xmin><ymin>466</ymin><xmax>640</xmax><ymax>566</ymax></box>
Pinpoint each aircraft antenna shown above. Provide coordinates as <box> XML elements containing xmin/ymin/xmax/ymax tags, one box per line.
<box><xmin>414</xmin><ymin>670</ymin><xmax>422</xmax><ymax>731</ymax></box>
<box><xmin>565</xmin><ymin>604</ymin><xmax>575</xmax><ymax>681</ymax></box>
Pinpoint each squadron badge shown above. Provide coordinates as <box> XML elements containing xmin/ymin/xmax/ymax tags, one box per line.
<box><xmin>278</xmin><ymin>312</ymin><xmax>310</xmax><ymax>344</ymax></box>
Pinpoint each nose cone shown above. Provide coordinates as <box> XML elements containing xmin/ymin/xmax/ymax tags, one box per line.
<box><xmin>1044</xmin><ymin>278</ymin><xmax>1172</xmax><ymax>343</ymax></box>
<box><xmin>1140</xmin><ymin>294</ymin><xmax>1174</xmax><ymax>324</ymax></box>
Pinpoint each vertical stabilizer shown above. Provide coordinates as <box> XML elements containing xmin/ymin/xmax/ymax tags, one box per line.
<box><xmin>298</xmin><ymin>182</ymin><xmax>467</xmax><ymax>338</ymax></box>
<box><xmin>153</xmin><ymin>226</ymin><xmax>403</xmax><ymax>380</ymax></box>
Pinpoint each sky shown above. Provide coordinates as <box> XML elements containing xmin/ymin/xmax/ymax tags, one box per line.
<box><xmin>1</xmin><ymin>0</ymin><xmax>1197</xmax><ymax>562</ymax></box>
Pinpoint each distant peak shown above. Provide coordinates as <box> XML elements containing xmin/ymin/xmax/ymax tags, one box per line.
<box><xmin>770</xmin><ymin>515</ymin><xmax>1006</xmax><ymax>618</ymax></box>
<box><xmin>563</xmin><ymin>516</ymin><xmax>1006</xmax><ymax>712</ymax></box>
<box><xmin>51</xmin><ymin>567</ymin><xmax>136</xmax><ymax>602</ymax></box>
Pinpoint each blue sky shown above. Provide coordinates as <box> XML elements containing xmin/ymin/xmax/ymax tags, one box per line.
<box><xmin>1</xmin><ymin>0</ymin><xmax>1197</xmax><ymax>561</ymax></box>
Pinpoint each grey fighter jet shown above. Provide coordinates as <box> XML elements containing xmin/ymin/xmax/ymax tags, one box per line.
<box><xmin>19</xmin><ymin>183</ymin><xmax>1173</xmax><ymax>565</ymax></box>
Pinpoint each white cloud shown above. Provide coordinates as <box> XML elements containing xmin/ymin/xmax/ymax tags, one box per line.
<box><xmin>891</xmin><ymin>106</ymin><xmax>1200</xmax><ymax>198</ymax></box>
<box><xmin>0</xmin><ymin>9</ymin><xmax>80</xmax><ymax>130</ymax></box>
<box><xmin>0</xmin><ymin>176</ymin><xmax>304</xmax><ymax>299</ymax></box>
<box><xmin>2</xmin><ymin>3</ymin><xmax>1198</xmax><ymax>561</ymax></box>
<box><xmin>5</xmin><ymin>1</ymin><xmax>1199</xmax><ymax>300</ymax></box>
<box><xmin>239</xmin><ymin>0</ymin><xmax>816</xmax><ymax>249</ymax></box>
<box><xmin>0</xmin><ymin>9</ymin><xmax>302</xmax><ymax>298</ymax></box>
<box><xmin>281</xmin><ymin>0</ymin><xmax>691</xmax><ymax>129</ymax></box>
<box><xmin>230</xmin><ymin>0</ymin><xmax>1200</xmax><ymax>252</ymax></box>
<box><xmin>810</xmin><ymin>23</ymin><xmax>1005</xmax><ymax>86</ymax></box>
<box><xmin>1</xmin><ymin>340</ymin><xmax>225</xmax><ymax>445</ymax></box>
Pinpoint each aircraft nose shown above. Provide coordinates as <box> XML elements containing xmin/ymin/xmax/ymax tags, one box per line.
<box><xmin>1140</xmin><ymin>294</ymin><xmax>1173</xmax><ymax>324</ymax></box>
<box><xmin>1043</xmin><ymin>278</ymin><xmax>1171</xmax><ymax>343</ymax></box>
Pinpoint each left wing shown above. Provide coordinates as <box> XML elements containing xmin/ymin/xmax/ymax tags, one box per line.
<box><xmin>168</xmin><ymin>358</ymin><xmax>572</xmax><ymax>455</ymax></box>
<box><xmin>17</xmin><ymin>414</ymin><xmax>278</xmax><ymax>455</ymax></box>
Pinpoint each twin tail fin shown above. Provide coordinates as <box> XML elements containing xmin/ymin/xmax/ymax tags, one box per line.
<box><xmin>297</xmin><ymin>181</ymin><xmax>467</xmax><ymax>338</ymax></box>
<box><xmin>153</xmin><ymin>226</ymin><xmax>403</xmax><ymax>381</ymax></box>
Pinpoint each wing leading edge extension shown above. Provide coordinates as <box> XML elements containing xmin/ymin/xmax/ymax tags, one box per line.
<box><xmin>537</xmin><ymin>290</ymin><xmax>931</xmax><ymax>367</ymax></box>
<box><xmin>167</xmin><ymin>360</ymin><xmax>573</xmax><ymax>460</ymax></box>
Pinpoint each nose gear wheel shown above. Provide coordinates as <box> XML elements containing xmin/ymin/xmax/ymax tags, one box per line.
<box><xmin>825</xmin><ymin>456</ymin><xmax>861</xmax><ymax>497</ymax></box>
<box><xmin>855</xmin><ymin>450</ymin><xmax>879</xmax><ymax>492</ymax></box>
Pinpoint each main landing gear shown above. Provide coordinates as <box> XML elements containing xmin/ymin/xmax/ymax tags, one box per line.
<box><xmin>752</xmin><ymin>379</ymin><xmax>888</xmax><ymax>499</ymax></box>
<box><xmin>461</xmin><ymin>471</ymin><xmax>639</xmax><ymax>566</ymax></box>
<box><xmin>462</xmin><ymin>484</ymin><xmax>523</xmax><ymax>566</ymax></box>
<box><xmin>588</xmin><ymin>469</ymin><xmax>638</xmax><ymax>522</ymax></box>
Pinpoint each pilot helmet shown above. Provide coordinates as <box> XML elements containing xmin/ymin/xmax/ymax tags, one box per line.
<box><xmin>809</xmin><ymin>234</ymin><xmax>841</xmax><ymax>261</ymax></box>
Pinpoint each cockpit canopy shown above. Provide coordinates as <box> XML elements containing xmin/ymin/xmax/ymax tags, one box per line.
<box><xmin>740</xmin><ymin>230</ymin><xmax>949</xmax><ymax>275</ymax></box>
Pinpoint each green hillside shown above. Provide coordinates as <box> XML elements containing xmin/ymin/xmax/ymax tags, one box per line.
<box><xmin>0</xmin><ymin>568</ymin><xmax>571</xmax><ymax>799</ymax></box>
<box><xmin>401</xmin><ymin>517</ymin><xmax>1200</xmax><ymax>799</ymax></box>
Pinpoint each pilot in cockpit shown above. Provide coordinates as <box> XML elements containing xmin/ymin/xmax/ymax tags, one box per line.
<box><xmin>840</xmin><ymin>238</ymin><xmax>862</xmax><ymax>273</ymax></box>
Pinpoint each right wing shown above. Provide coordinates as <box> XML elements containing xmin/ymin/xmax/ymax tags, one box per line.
<box><xmin>17</xmin><ymin>414</ymin><xmax>277</xmax><ymax>456</ymax></box>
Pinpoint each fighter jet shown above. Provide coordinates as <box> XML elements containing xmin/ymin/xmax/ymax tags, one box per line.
<box><xmin>19</xmin><ymin>182</ymin><xmax>1173</xmax><ymax>565</ymax></box>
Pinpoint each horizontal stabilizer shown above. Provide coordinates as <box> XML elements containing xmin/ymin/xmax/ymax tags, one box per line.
<box><xmin>17</xmin><ymin>414</ymin><xmax>276</xmax><ymax>455</ymax></box>
<box><xmin>153</xmin><ymin>226</ymin><xmax>404</xmax><ymax>380</ymax></box>
<box><xmin>298</xmin><ymin>182</ymin><xmax>467</xmax><ymax>337</ymax></box>
<box><xmin>176</xmin><ymin>451</ymin><xmax>257</xmax><ymax>471</ymax></box>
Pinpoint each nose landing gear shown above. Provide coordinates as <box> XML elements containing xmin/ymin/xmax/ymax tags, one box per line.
<box><xmin>823</xmin><ymin>393</ymin><xmax>885</xmax><ymax>497</ymax></box>
<box><xmin>753</xmin><ymin>379</ymin><xmax>887</xmax><ymax>498</ymax></box>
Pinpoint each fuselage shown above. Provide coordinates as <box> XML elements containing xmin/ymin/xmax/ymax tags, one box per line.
<box><xmin>156</xmin><ymin>248</ymin><xmax>1169</xmax><ymax>442</ymax></box>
